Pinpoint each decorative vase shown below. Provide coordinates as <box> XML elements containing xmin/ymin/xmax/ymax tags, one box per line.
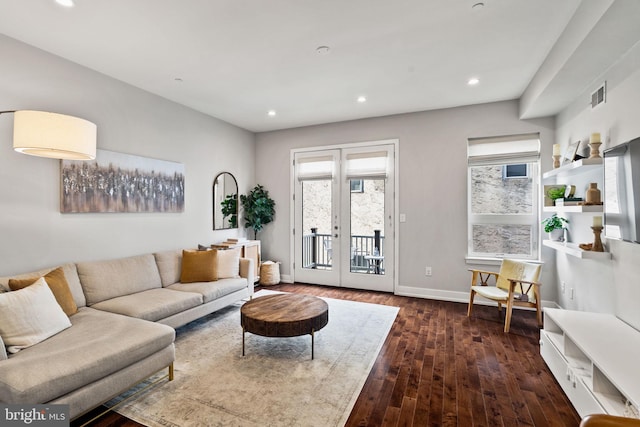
<box><xmin>585</xmin><ymin>183</ymin><xmax>601</xmax><ymax>205</ymax></box>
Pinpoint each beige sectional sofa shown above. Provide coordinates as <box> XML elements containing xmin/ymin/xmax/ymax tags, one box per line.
<box><xmin>0</xmin><ymin>248</ymin><xmax>254</xmax><ymax>420</ymax></box>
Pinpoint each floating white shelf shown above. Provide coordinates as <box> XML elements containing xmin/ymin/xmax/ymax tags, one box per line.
<box><xmin>543</xmin><ymin>205</ymin><xmax>603</xmax><ymax>213</ymax></box>
<box><xmin>543</xmin><ymin>158</ymin><xmax>603</xmax><ymax>180</ymax></box>
<box><xmin>542</xmin><ymin>240</ymin><xmax>611</xmax><ymax>259</ymax></box>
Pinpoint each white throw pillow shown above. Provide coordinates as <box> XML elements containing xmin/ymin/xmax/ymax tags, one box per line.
<box><xmin>0</xmin><ymin>336</ymin><xmax>7</xmax><ymax>360</ymax></box>
<box><xmin>216</xmin><ymin>248</ymin><xmax>241</xmax><ymax>279</ymax></box>
<box><xmin>0</xmin><ymin>277</ymin><xmax>72</xmax><ymax>354</ymax></box>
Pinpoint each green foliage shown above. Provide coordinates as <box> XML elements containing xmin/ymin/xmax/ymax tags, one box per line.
<box><xmin>546</xmin><ymin>186</ymin><xmax>566</xmax><ymax>200</ymax></box>
<box><xmin>542</xmin><ymin>214</ymin><xmax>569</xmax><ymax>233</ymax></box>
<box><xmin>240</xmin><ymin>185</ymin><xmax>275</xmax><ymax>239</ymax></box>
<box><xmin>220</xmin><ymin>194</ymin><xmax>238</xmax><ymax>228</ymax></box>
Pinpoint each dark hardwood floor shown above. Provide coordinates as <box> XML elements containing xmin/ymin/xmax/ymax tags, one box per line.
<box><xmin>76</xmin><ymin>283</ymin><xmax>580</xmax><ymax>427</ymax></box>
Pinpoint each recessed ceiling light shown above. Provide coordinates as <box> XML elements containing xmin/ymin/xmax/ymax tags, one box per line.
<box><xmin>472</xmin><ymin>2</ymin><xmax>484</xmax><ymax>9</ymax></box>
<box><xmin>357</xmin><ymin>96</ymin><xmax>367</xmax><ymax>103</ymax></box>
<box><xmin>468</xmin><ymin>77</ymin><xmax>480</xmax><ymax>86</ymax></box>
<box><xmin>267</xmin><ymin>110</ymin><xmax>276</xmax><ymax>117</ymax></box>
<box><xmin>55</xmin><ymin>0</ymin><xmax>74</xmax><ymax>7</ymax></box>
<box><xmin>174</xmin><ymin>77</ymin><xmax>183</xmax><ymax>82</ymax></box>
<box><xmin>316</xmin><ymin>46</ymin><xmax>331</xmax><ymax>55</ymax></box>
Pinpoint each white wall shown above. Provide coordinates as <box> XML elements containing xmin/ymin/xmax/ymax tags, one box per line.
<box><xmin>0</xmin><ymin>35</ymin><xmax>255</xmax><ymax>276</ymax></box>
<box><xmin>555</xmin><ymin>41</ymin><xmax>640</xmax><ymax>329</ymax></box>
<box><xmin>256</xmin><ymin>100</ymin><xmax>557</xmax><ymax>302</ymax></box>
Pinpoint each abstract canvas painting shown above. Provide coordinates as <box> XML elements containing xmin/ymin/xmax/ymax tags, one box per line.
<box><xmin>61</xmin><ymin>149</ymin><xmax>185</xmax><ymax>213</ymax></box>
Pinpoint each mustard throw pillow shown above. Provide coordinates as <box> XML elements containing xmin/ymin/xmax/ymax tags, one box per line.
<box><xmin>9</xmin><ymin>267</ymin><xmax>78</xmax><ymax>316</ymax></box>
<box><xmin>180</xmin><ymin>250</ymin><xmax>217</xmax><ymax>283</ymax></box>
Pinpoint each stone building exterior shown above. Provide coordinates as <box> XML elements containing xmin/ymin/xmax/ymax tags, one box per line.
<box><xmin>470</xmin><ymin>164</ymin><xmax>534</xmax><ymax>255</ymax></box>
<box><xmin>302</xmin><ymin>179</ymin><xmax>384</xmax><ymax>236</ymax></box>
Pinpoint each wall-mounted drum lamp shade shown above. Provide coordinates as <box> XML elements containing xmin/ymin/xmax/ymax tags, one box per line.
<box><xmin>1</xmin><ymin>110</ymin><xmax>97</xmax><ymax>160</ymax></box>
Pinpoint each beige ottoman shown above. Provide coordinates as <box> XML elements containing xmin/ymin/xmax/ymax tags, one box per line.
<box><xmin>259</xmin><ymin>261</ymin><xmax>280</xmax><ymax>286</ymax></box>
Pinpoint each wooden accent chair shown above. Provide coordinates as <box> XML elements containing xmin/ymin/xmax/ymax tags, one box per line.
<box><xmin>580</xmin><ymin>414</ymin><xmax>640</xmax><ymax>427</ymax></box>
<box><xmin>467</xmin><ymin>259</ymin><xmax>542</xmax><ymax>333</ymax></box>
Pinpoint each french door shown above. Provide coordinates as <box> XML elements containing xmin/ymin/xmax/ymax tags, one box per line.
<box><xmin>292</xmin><ymin>142</ymin><xmax>395</xmax><ymax>292</ymax></box>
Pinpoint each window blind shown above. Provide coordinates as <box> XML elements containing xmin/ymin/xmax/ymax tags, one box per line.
<box><xmin>296</xmin><ymin>155</ymin><xmax>334</xmax><ymax>181</ymax></box>
<box><xmin>345</xmin><ymin>151</ymin><xmax>388</xmax><ymax>179</ymax></box>
<box><xmin>468</xmin><ymin>133</ymin><xmax>540</xmax><ymax>165</ymax></box>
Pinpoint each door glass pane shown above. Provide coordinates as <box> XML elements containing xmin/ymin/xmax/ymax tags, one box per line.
<box><xmin>301</xmin><ymin>180</ymin><xmax>332</xmax><ymax>270</ymax></box>
<box><xmin>350</xmin><ymin>179</ymin><xmax>385</xmax><ymax>274</ymax></box>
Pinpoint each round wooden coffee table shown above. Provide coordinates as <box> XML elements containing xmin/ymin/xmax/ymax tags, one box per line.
<box><xmin>241</xmin><ymin>293</ymin><xmax>329</xmax><ymax>359</ymax></box>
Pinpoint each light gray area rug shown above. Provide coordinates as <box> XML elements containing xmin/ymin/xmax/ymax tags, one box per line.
<box><xmin>108</xmin><ymin>290</ymin><xmax>399</xmax><ymax>427</ymax></box>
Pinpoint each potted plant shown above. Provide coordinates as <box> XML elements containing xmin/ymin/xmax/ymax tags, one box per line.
<box><xmin>240</xmin><ymin>185</ymin><xmax>275</xmax><ymax>240</ymax></box>
<box><xmin>220</xmin><ymin>194</ymin><xmax>238</xmax><ymax>228</ymax></box>
<box><xmin>546</xmin><ymin>185</ymin><xmax>566</xmax><ymax>206</ymax></box>
<box><xmin>542</xmin><ymin>214</ymin><xmax>569</xmax><ymax>241</ymax></box>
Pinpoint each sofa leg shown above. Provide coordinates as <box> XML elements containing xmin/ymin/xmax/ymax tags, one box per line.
<box><xmin>75</xmin><ymin>365</ymin><xmax>175</xmax><ymax>426</ymax></box>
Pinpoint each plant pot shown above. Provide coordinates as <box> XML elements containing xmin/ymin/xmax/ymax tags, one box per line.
<box><xmin>549</xmin><ymin>228</ymin><xmax>565</xmax><ymax>242</ymax></box>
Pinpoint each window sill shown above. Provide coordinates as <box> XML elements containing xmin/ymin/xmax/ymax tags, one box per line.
<box><xmin>465</xmin><ymin>256</ymin><xmax>543</xmax><ymax>266</ymax></box>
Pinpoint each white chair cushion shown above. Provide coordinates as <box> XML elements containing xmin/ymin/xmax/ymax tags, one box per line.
<box><xmin>471</xmin><ymin>285</ymin><xmax>509</xmax><ymax>301</ymax></box>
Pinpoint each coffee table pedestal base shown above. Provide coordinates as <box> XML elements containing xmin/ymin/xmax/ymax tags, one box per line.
<box><xmin>242</xmin><ymin>327</ymin><xmax>319</xmax><ymax>359</ymax></box>
<box><xmin>240</xmin><ymin>294</ymin><xmax>329</xmax><ymax>360</ymax></box>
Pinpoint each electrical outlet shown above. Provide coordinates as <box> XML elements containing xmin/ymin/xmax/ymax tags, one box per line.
<box><xmin>561</xmin><ymin>281</ymin><xmax>566</xmax><ymax>294</ymax></box>
<box><xmin>425</xmin><ymin>266</ymin><xmax>432</xmax><ymax>276</ymax></box>
<box><xmin>570</xmin><ymin>288</ymin><xmax>575</xmax><ymax>300</ymax></box>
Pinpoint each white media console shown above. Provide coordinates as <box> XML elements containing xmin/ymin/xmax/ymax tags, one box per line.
<box><xmin>540</xmin><ymin>308</ymin><xmax>640</xmax><ymax>419</ymax></box>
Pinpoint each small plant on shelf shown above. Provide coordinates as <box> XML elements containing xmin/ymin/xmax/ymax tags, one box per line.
<box><xmin>546</xmin><ymin>185</ymin><xmax>566</xmax><ymax>204</ymax></box>
<box><xmin>542</xmin><ymin>214</ymin><xmax>569</xmax><ymax>241</ymax></box>
<box><xmin>542</xmin><ymin>214</ymin><xmax>569</xmax><ymax>232</ymax></box>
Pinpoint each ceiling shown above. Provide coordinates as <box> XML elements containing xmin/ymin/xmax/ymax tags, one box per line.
<box><xmin>0</xmin><ymin>0</ymin><xmax>610</xmax><ymax>133</ymax></box>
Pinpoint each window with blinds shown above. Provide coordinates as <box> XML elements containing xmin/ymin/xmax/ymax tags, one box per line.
<box><xmin>467</xmin><ymin>133</ymin><xmax>541</xmax><ymax>260</ymax></box>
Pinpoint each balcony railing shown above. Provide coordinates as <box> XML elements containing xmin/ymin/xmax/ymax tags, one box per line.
<box><xmin>302</xmin><ymin>228</ymin><xmax>384</xmax><ymax>273</ymax></box>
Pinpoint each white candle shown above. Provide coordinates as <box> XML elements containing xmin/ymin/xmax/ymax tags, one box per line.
<box><xmin>553</xmin><ymin>144</ymin><xmax>561</xmax><ymax>156</ymax></box>
<box><xmin>593</xmin><ymin>216</ymin><xmax>602</xmax><ymax>228</ymax></box>
<box><xmin>590</xmin><ymin>133</ymin><xmax>601</xmax><ymax>143</ymax></box>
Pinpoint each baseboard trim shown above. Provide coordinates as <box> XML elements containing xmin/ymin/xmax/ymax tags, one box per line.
<box><xmin>278</xmin><ymin>280</ymin><xmax>559</xmax><ymax>309</ymax></box>
<box><xmin>395</xmin><ymin>285</ymin><xmax>558</xmax><ymax>309</ymax></box>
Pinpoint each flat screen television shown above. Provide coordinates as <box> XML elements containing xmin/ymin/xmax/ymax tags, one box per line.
<box><xmin>603</xmin><ymin>136</ymin><xmax>640</xmax><ymax>243</ymax></box>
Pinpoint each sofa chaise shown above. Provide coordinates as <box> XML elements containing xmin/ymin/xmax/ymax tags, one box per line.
<box><xmin>0</xmin><ymin>247</ymin><xmax>254</xmax><ymax>420</ymax></box>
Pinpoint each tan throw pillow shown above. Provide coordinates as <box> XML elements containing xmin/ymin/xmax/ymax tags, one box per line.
<box><xmin>9</xmin><ymin>267</ymin><xmax>78</xmax><ymax>316</ymax></box>
<box><xmin>217</xmin><ymin>248</ymin><xmax>241</xmax><ymax>279</ymax></box>
<box><xmin>181</xmin><ymin>249</ymin><xmax>217</xmax><ymax>283</ymax></box>
<box><xmin>0</xmin><ymin>277</ymin><xmax>72</xmax><ymax>353</ymax></box>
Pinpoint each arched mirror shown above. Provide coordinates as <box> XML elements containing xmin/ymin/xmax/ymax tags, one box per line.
<box><xmin>213</xmin><ymin>172</ymin><xmax>238</xmax><ymax>229</ymax></box>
